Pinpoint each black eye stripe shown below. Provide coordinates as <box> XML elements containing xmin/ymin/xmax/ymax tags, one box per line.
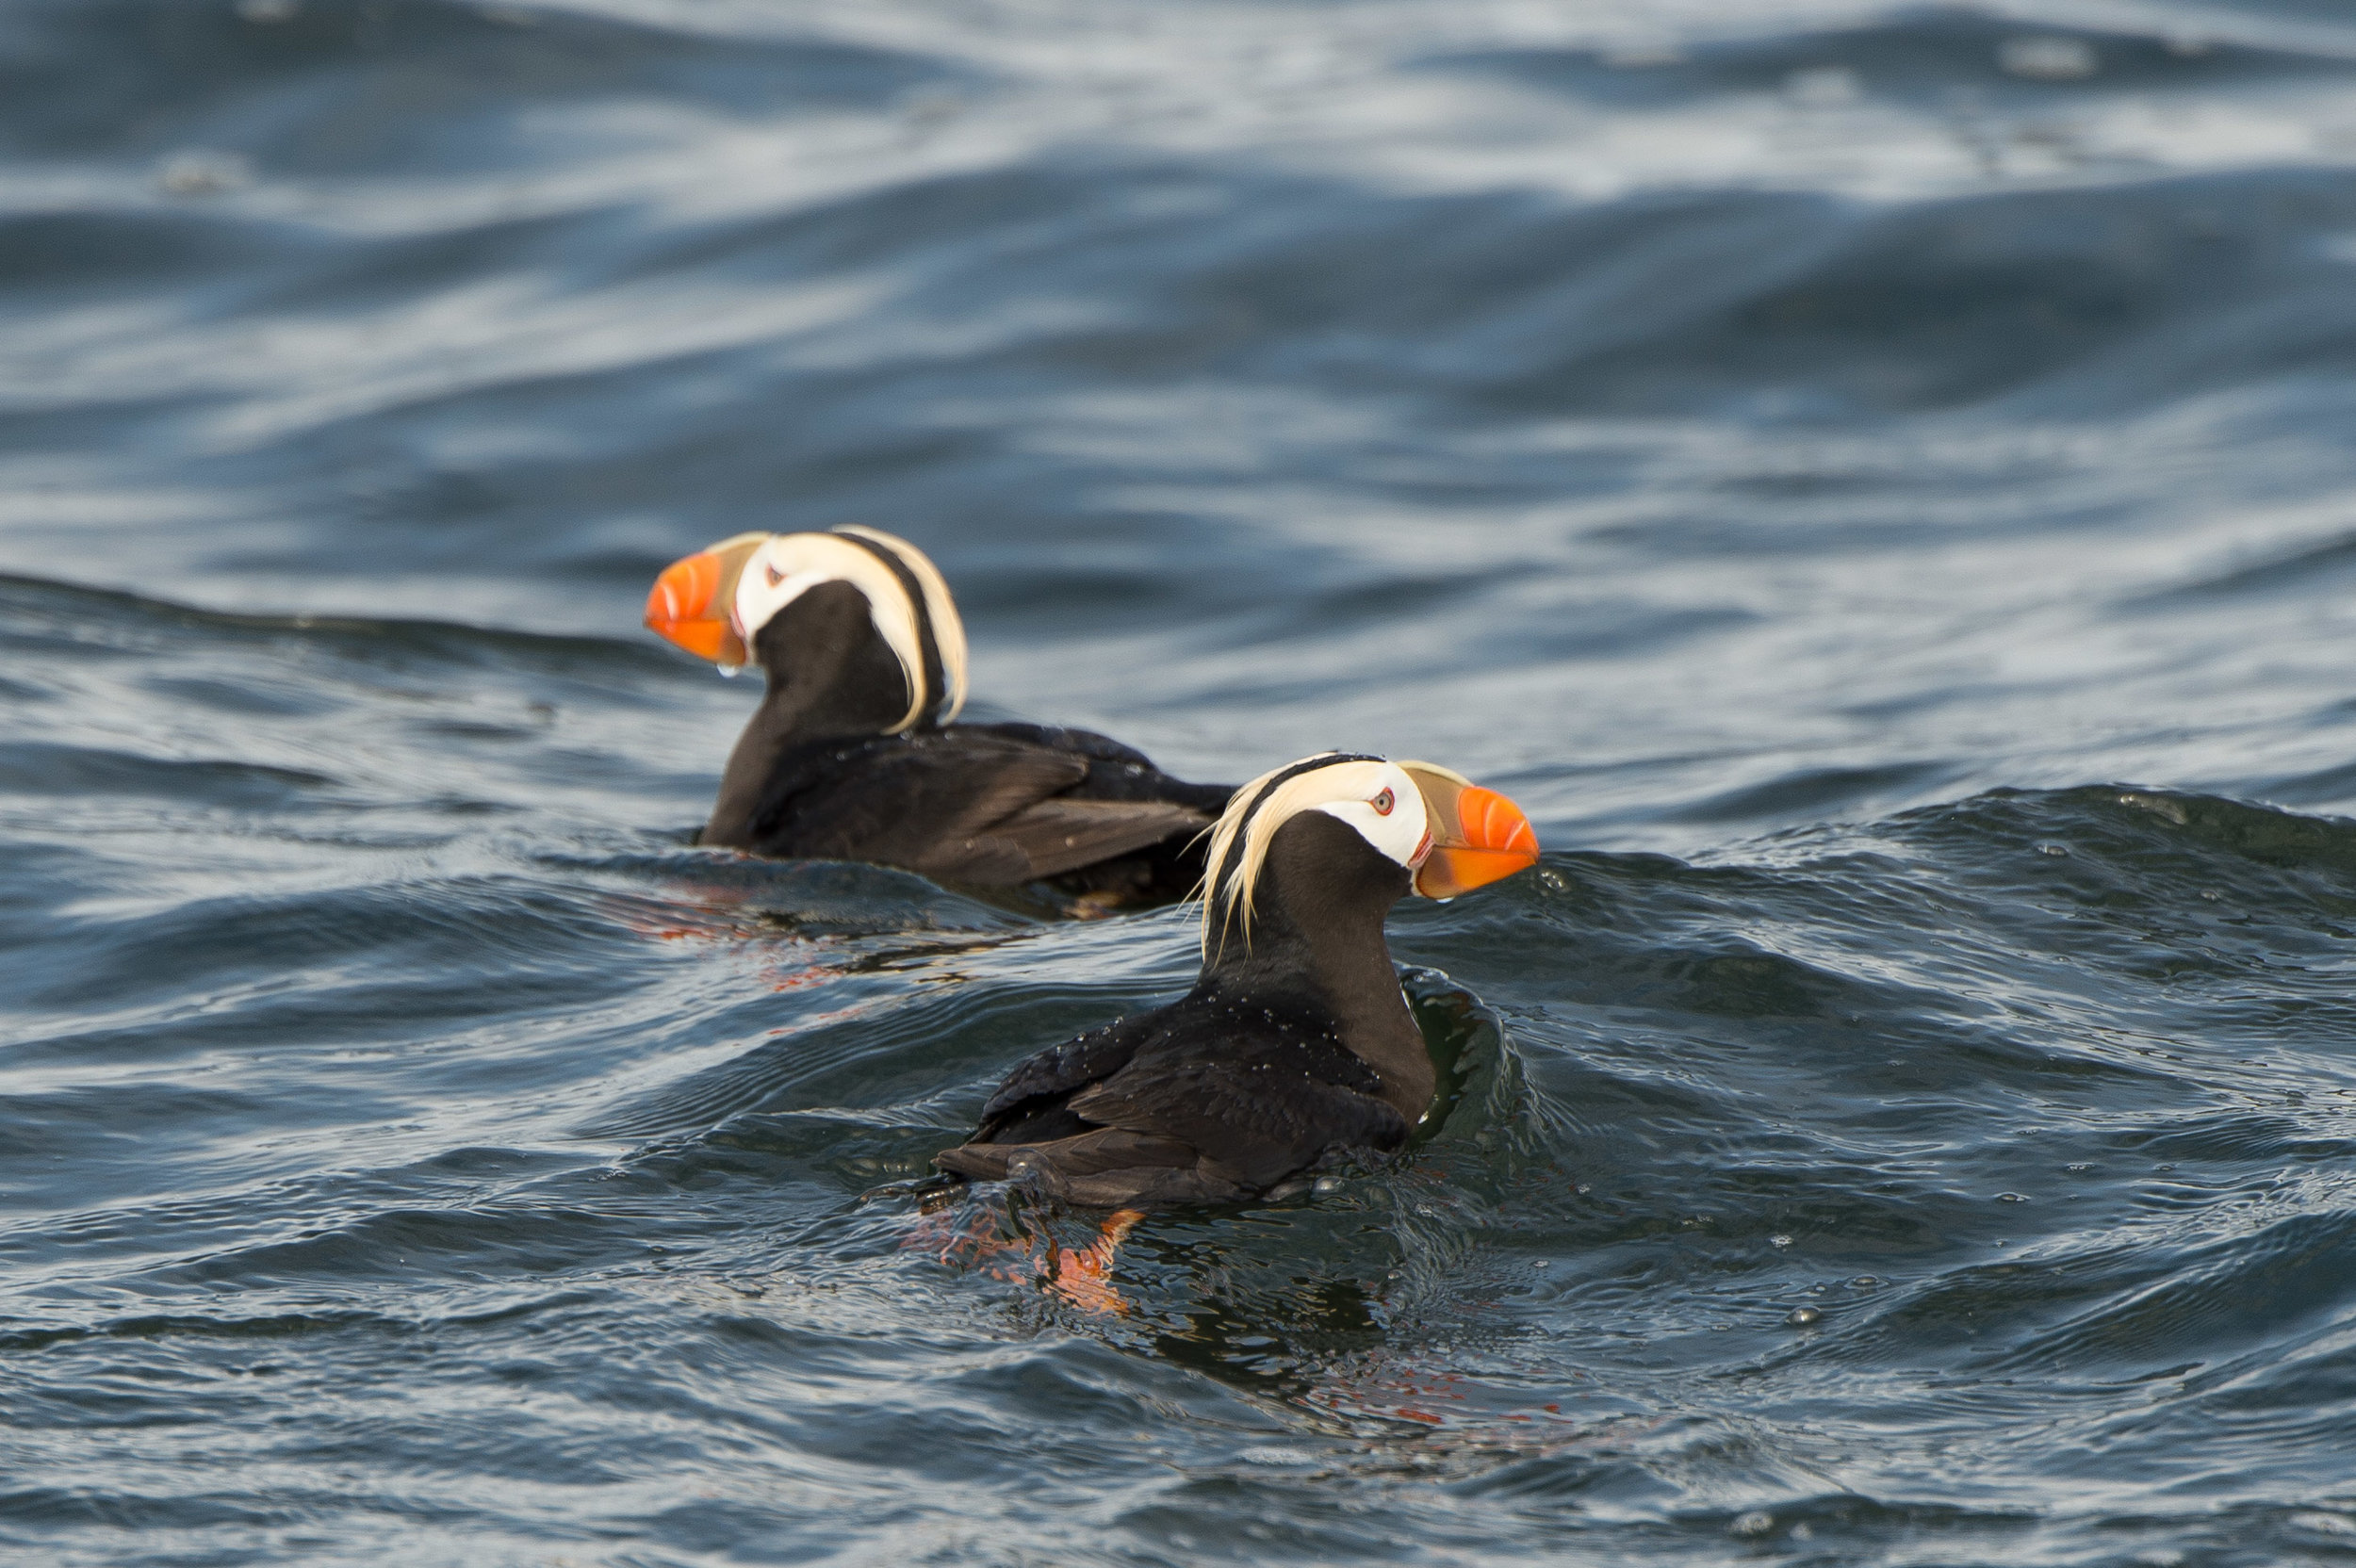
<box><xmin>830</xmin><ymin>530</ymin><xmax>944</xmax><ymax>722</ymax></box>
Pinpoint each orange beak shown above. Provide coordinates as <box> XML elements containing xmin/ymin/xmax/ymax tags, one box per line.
<box><xmin>1402</xmin><ymin>762</ymin><xmax>1540</xmax><ymax>898</ymax></box>
<box><xmin>645</xmin><ymin>533</ymin><xmax>768</xmax><ymax>666</ymax></box>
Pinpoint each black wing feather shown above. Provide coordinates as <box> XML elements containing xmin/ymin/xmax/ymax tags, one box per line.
<box><xmin>967</xmin><ymin>723</ymin><xmax>1235</xmax><ymax>814</ymax></box>
<box><xmin>980</xmin><ymin>797</ymin><xmax>1212</xmax><ymax>881</ymax></box>
<box><xmin>938</xmin><ymin>996</ymin><xmax>1411</xmax><ymax>1205</ymax></box>
<box><xmin>1068</xmin><ymin>1054</ymin><xmax>1406</xmax><ymax>1193</ymax></box>
<box><xmin>744</xmin><ymin>728</ymin><xmax>1219</xmax><ymax>886</ymax></box>
<box><xmin>977</xmin><ymin>1015</ymin><xmax>1154</xmax><ymax>1131</ymax></box>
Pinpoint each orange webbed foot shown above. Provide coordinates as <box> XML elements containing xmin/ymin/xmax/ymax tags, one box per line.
<box><xmin>902</xmin><ymin>1204</ymin><xmax>1034</xmax><ymax>1282</ymax></box>
<box><xmin>1041</xmin><ymin>1208</ymin><xmax>1144</xmax><ymax>1316</ymax></box>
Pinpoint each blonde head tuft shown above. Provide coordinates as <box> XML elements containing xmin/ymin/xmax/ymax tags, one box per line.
<box><xmin>1196</xmin><ymin>752</ymin><xmax>1399</xmax><ymax>957</ymax></box>
<box><xmin>835</xmin><ymin>526</ymin><xmax>968</xmax><ymax>726</ymax></box>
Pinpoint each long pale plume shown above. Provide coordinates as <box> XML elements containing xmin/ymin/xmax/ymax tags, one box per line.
<box><xmin>1196</xmin><ymin>754</ymin><xmax>1386</xmax><ymax>957</ymax></box>
<box><xmin>836</xmin><ymin>525</ymin><xmax>969</xmax><ymax>725</ymax></box>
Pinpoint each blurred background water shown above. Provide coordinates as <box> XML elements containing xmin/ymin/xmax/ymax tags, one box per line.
<box><xmin>8</xmin><ymin>1</ymin><xmax>2356</xmax><ymax>1562</ymax></box>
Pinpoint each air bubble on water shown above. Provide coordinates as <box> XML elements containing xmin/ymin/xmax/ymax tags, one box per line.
<box><xmin>1852</xmin><ymin>1275</ymin><xmax>1879</xmax><ymax>1288</ymax></box>
<box><xmin>2119</xmin><ymin>792</ymin><xmax>2189</xmax><ymax>825</ymax></box>
<box><xmin>2001</xmin><ymin>36</ymin><xmax>2098</xmax><ymax>80</ymax></box>
<box><xmin>2037</xmin><ymin>841</ymin><xmax>2069</xmax><ymax>857</ymax></box>
<box><xmin>1786</xmin><ymin>1307</ymin><xmax>1821</xmax><ymax>1328</ymax></box>
<box><xmin>157</xmin><ymin>151</ymin><xmax>252</xmax><ymax>196</ymax></box>
<box><xmin>1730</xmin><ymin>1511</ymin><xmax>1774</xmax><ymax>1538</ymax></box>
<box><xmin>1784</xmin><ymin>66</ymin><xmax>1858</xmax><ymax>106</ymax></box>
<box><xmin>1239</xmin><ymin>1446</ymin><xmax>1316</xmax><ymax>1467</ymax></box>
<box><xmin>2293</xmin><ymin>1512</ymin><xmax>2356</xmax><ymax>1537</ymax></box>
<box><xmin>897</xmin><ymin>88</ymin><xmax>966</xmax><ymax>126</ymax></box>
<box><xmin>1313</xmin><ymin>1175</ymin><xmax>1341</xmax><ymax>1195</ymax></box>
<box><xmin>1770</xmin><ymin>1233</ymin><xmax>1793</xmax><ymax>1249</ymax></box>
<box><xmin>1996</xmin><ymin>1192</ymin><xmax>2028</xmax><ymax>1203</ymax></box>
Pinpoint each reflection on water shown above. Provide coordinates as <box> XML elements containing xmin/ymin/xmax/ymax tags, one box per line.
<box><xmin>8</xmin><ymin>0</ymin><xmax>2356</xmax><ymax>1562</ymax></box>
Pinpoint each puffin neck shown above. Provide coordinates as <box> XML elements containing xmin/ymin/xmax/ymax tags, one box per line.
<box><xmin>701</xmin><ymin>583</ymin><xmax>919</xmax><ymax>849</ymax></box>
<box><xmin>1198</xmin><ymin>813</ymin><xmax>1432</xmax><ymax>1123</ymax></box>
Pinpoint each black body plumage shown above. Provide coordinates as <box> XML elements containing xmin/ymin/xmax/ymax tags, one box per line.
<box><xmin>934</xmin><ymin>810</ymin><xmax>1435</xmax><ymax>1207</ymax></box>
<box><xmin>702</xmin><ymin>578</ymin><xmax>1230</xmax><ymax>905</ymax></box>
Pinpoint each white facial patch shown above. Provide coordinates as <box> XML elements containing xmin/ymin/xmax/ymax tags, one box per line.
<box><xmin>1202</xmin><ymin>754</ymin><xmax>1433</xmax><ymax>956</ymax></box>
<box><xmin>729</xmin><ymin>533</ymin><xmax>933</xmax><ymax>732</ymax></box>
<box><xmin>1311</xmin><ymin>760</ymin><xmax>1431</xmax><ymax>869</ymax></box>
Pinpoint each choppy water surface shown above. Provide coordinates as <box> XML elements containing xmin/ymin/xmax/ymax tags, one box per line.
<box><xmin>8</xmin><ymin>1</ymin><xmax>2356</xmax><ymax>1561</ymax></box>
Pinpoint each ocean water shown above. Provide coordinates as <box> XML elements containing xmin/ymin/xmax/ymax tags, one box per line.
<box><xmin>8</xmin><ymin>0</ymin><xmax>2356</xmax><ymax>1562</ymax></box>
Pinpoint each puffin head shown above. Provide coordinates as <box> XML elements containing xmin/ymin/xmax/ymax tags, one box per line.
<box><xmin>645</xmin><ymin>526</ymin><xmax>969</xmax><ymax>733</ymax></box>
<box><xmin>1199</xmin><ymin>752</ymin><xmax>1539</xmax><ymax>955</ymax></box>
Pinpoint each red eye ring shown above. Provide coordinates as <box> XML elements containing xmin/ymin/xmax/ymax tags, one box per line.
<box><xmin>1371</xmin><ymin>788</ymin><xmax>1395</xmax><ymax>816</ymax></box>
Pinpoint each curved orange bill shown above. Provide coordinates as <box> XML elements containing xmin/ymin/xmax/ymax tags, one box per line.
<box><xmin>645</xmin><ymin>532</ymin><xmax>768</xmax><ymax>666</ymax></box>
<box><xmin>1403</xmin><ymin>762</ymin><xmax>1540</xmax><ymax>899</ymax></box>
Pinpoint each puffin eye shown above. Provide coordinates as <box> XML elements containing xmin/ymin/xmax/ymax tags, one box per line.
<box><xmin>1370</xmin><ymin>788</ymin><xmax>1395</xmax><ymax>816</ymax></box>
<box><xmin>763</xmin><ymin>562</ymin><xmax>784</xmax><ymax>588</ymax></box>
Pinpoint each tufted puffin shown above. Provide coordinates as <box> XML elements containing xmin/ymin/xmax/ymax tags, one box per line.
<box><xmin>931</xmin><ymin>751</ymin><xmax>1539</xmax><ymax>1218</ymax></box>
<box><xmin>644</xmin><ymin>527</ymin><xmax>1233</xmax><ymax>906</ymax></box>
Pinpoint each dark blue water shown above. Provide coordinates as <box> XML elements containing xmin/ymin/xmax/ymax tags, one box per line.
<box><xmin>9</xmin><ymin>1</ymin><xmax>2356</xmax><ymax>1562</ymax></box>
